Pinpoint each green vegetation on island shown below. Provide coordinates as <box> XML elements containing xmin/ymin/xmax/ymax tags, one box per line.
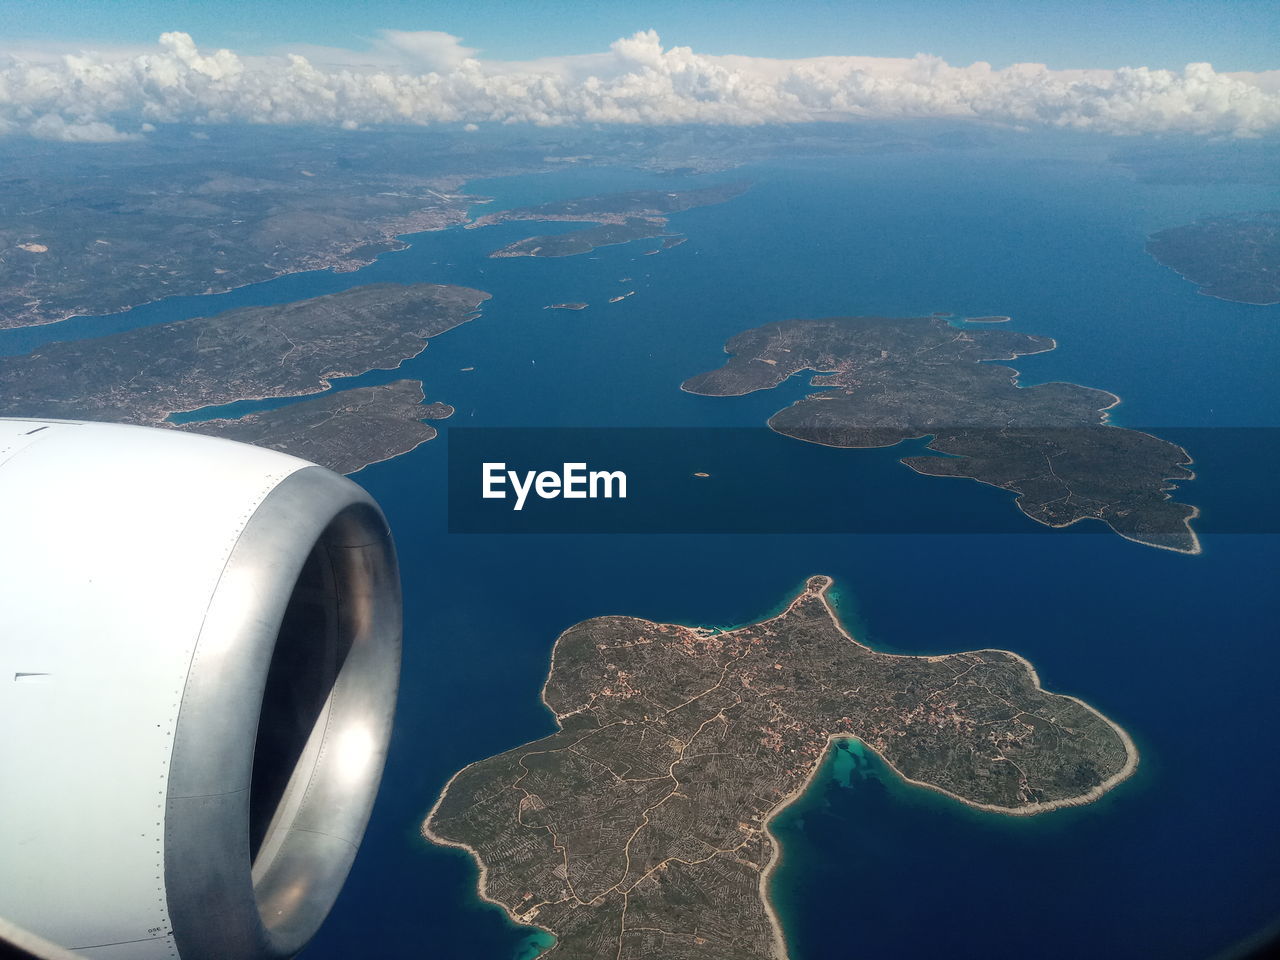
<box><xmin>426</xmin><ymin>576</ymin><xmax>1135</xmax><ymax>960</ymax></box>
<box><xmin>682</xmin><ymin>315</ymin><xmax>1199</xmax><ymax>553</ymax></box>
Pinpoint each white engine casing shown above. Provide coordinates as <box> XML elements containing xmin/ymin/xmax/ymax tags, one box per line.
<box><xmin>0</xmin><ymin>419</ymin><xmax>402</xmax><ymax>959</ymax></box>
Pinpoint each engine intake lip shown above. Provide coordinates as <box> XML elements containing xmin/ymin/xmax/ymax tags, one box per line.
<box><xmin>163</xmin><ymin>466</ymin><xmax>402</xmax><ymax>960</ymax></box>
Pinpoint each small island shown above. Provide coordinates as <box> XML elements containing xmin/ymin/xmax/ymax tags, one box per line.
<box><xmin>0</xmin><ymin>282</ymin><xmax>488</xmax><ymax>473</ymax></box>
<box><xmin>426</xmin><ymin>576</ymin><xmax>1136</xmax><ymax>960</ymax></box>
<box><xmin>474</xmin><ymin>182</ymin><xmax>749</xmax><ymax>259</ymax></box>
<box><xmin>492</xmin><ymin>220</ymin><xmax>677</xmax><ymax>259</ymax></box>
<box><xmin>682</xmin><ymin>314</ymin><xmax>1200</xmax><ymax>553</ymax></box>
<box><xmin>1146</xmin><ymin>210</ymin><xmax>1280</xmax><ymax>305</ymax></box>
<box><xmin>469</xmin><ymin>182</ymin><xmax>750</xmax><ymax>230</ymax></box>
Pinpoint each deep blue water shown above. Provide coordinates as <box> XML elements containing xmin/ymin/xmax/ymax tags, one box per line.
<box><xmin>5</xmin><ymin>138</ymin><xmax>1278</xmax><ymax>959</ymax></box>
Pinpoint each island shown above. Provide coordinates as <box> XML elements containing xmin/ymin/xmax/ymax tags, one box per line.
<box><xmin>472</xmin><ymin>182</ymin><xmax>748</xmax><ymax>259</ymax></box>
<box><xmin>1146</xmin><ymin>211</ymin><xmax>1280</xmax><ymax>305</ymax></box>
<box><xmin>661</xmin><ymin>237</ymin><xmax>688</xmax><ymax>250</ymax></box>
<box><xmin>469</xmin><ymin>182</ymin><xmax>750</xmax><ymax>230</ymax></box>
<box><xmin>176</xmin><ymin>380</ymin><xmax>452</xmax><ymax>475</ymax></box>
<box><xmin>0</xmin><ymin>282</ymin><xmax>487</xmax><ymax>473</ymax></box>
<box><xmin>0</xmin><ymin>128</ymin><xmax>508</xmax><ymax>329</ymax></box>
<box><xmin>681</xmin><ymin>315</ymin><xmax>1200</xmax><ymax>553</ymax></box>
<box><xmin>426</xmin><ymin>575</ymin><xmax>1136</xmax><ymax>960</ymax></box>
<box><xmin>492</xmin><ymin>220</ymin><xmax>676</xmax><ymax>259</ymax></box>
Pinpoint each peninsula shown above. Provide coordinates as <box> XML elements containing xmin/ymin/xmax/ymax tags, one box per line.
<box><xmin>426</xmin><ymin>576</ymin><xmax>1136</xmax><ymax>960</ymax></box>
<box><xmin>177</xmin><ymin>380</ymin><xmax>452</xmax><ymax>475</ymax></box>
<box><xmin>682</xmin><ymin>315</ymin><xmax>1199</xmax><ymax>553</ymax></box>
<box><xmin>0</xmin><ymin>282</ymin><xmax>486</xmax><ymax>473</ymax></box>
<box><xmin>1146</xmin><ymin>210</ymin><xmax>1280</xmax><ymax>305</ymax></box>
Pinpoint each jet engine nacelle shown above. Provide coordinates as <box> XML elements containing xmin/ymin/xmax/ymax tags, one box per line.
<box><xmin>0</xmin><ymin>419</ymin><xmax>402</xmax><ymax>959</ymax></box>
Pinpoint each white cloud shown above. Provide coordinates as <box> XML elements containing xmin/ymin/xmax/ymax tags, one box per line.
<box><xmin>28</xmin><ymin>113</ymin><xmax>139</xmax><ymax>142</ymax></box>
<box><xmin>267</xmin><ymin>30</ymin><xmax>478</xmax><ymax>72</ymax></box>
<box><xmin>1226</xmin><ymin>69</ymin><xmax>1280</xmax><ymax>94</ymax></box>
<box><xmin>375</xmin><ymin>29</ymin><xmax>478</xmax><ymax>71</ymax></box>
<box><xmin>0</xmin><ymin>29</ymin><xmax>1277</xmax><ymax>139</ymax></box>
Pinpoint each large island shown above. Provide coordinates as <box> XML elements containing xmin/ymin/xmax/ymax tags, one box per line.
<box><xmin>0</xmin><ymin>133</ymin><xmax>491</xmax><ymax>330</ymax></box>
<box><xmin>1146</xmin><ymin>210</ymin><xmax>1280</xmax><ymax>306</ymax></box>
<box><xmin>0</xmin><ymin>282</ymin><xmax>487</xmax><ymax>473</ymax></box>
<box><xmin>682</xmin><ymin>315</ymin><xmax>1200</xmax><ymax>553</ymax></box>
<box><xmin>426</xmin><ymin>576</ymin><xmax>1136</xmax><ymax>960</ymax></box>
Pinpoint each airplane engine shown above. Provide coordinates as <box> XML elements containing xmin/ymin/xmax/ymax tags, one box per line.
<box><xmin>0</xmin><ymin>419</ymin><xmax>402</xmax><ymax>960</ymax></box>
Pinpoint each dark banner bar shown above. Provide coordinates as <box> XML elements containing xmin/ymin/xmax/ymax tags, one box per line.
<box><xmin>446</xmin><ymin>427</ymin><xmax>1280</xmax><ymax>536</ymax></box>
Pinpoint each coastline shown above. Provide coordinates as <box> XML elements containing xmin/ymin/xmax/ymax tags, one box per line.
<box><xmin>184</xmin><ymin>383</ymin><xmax>455</xmax><ymax>477</ymax></box>
<box><xmin>422</xmin><ymin>772</ymin><xmax>560</xmax><ymax>944</ymax></box>
<box><xmin>345</xmin><ymin>427</ymin><xmax>440</xmax><ymax>475</ymax></box>
<box><xmin>755</xmin><ymin>577</ymin><xmax>1140</xmax><ymax>960</ymax></box>
<box><xmin>423</xmin><ymin>575</ymin><xmax>1140</xmax><ymax>960</ymax></box>
<box><xmin>1</xmin><ymin>203</ymin><xmax>472</xmax><ymax>332</ymax></box>
<box><xmin>17</xmin><ymin>291</ymin><xmax>488</xmax><ymax>475</ymax></box>
<box><xmin>807</xmin><ymin>576</ymin><xmax>1141</xmax><ymax>817</ymax></box>
<box><xmin>1143</xmin><ymin>235</ymin><xmax>1280</xmax><ymax>308</ymax></box>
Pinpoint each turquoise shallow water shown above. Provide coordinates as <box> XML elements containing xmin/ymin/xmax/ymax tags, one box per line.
<box><xmin>4</xmin><ymin>136</ymin><xmax>1277</xmax><ymax>959</ymax></box>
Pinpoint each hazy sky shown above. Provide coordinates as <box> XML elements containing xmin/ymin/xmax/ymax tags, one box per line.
<box><xmin>7</xmin><ymin>0</ymin><xmax>1279</xmax><ymax>73</ymax></box>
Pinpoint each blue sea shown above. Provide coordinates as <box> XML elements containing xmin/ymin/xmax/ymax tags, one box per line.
<box><xmin>6</xmin><ymin>133</ymin><xmax>1278</xmax><ymax>959</ymax></box>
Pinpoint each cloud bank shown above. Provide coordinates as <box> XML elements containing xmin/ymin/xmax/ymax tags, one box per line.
<box><xmin>1</xmin><ymin>30</ymin><xmax>1278</xmax><ymax>141</ymax></box>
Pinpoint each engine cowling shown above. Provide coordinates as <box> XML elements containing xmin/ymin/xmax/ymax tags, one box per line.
<box><xmin>0</xmin><ymin>419</ymin><xmax>402</xmax><ymax>959</ymax></box>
